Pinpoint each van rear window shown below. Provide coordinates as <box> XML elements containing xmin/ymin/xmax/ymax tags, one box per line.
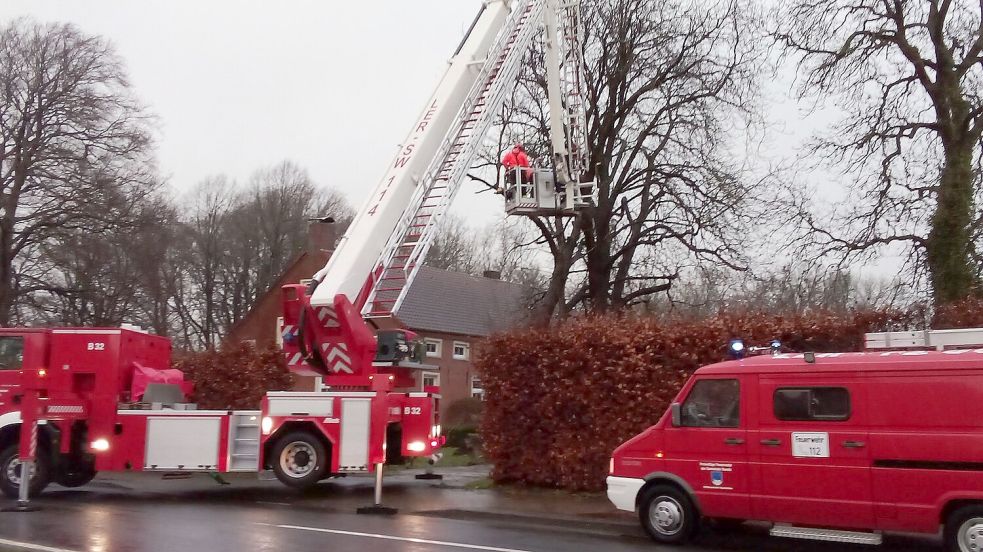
<box><xmin>774</xmin><ymin>387</ymin><xmax>850</xmax><ymax>421</ymax></box>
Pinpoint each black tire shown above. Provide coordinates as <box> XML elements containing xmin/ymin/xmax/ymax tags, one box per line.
<box><xmin>944</xmin><ymin>504</ymin><xmax>983</xmax><ymax>552</ymax></box>
<box><xmin>0</xmin><ymin>443</ymin><xmax>51</xmax><ymax>499</ymax></box>
<box><xmin>638</xmin><ymin>484</ymin><xmax>699</xmax><ymax>544</ymax></box>
<box><xmin>270</xmin><ymin>431</ymin><xmax>328</xmax><ymax>489</ymax></box>
<box><xmin>55</xmin><ymin>465</ymin><xmax>97</xmax><ymax>488</ymax></box>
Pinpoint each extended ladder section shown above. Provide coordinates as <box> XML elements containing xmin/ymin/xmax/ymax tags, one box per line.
<box><xmin>505</xmin><ymin>0</ymin><xmax>595</xmax><ymax>216</ymax></box>
<box><xmin>556</xmin><ymin>0</ymin><xmax>589</xmax><ymax>180</ymax></box>
<box><xmin>363</xmin><ymin>0</ymin><xmax>545</xmax><ymax>320</ymax></box>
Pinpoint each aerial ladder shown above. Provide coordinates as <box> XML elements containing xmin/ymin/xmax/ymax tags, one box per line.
<box><xmin>281</xmin><ymin>0</ymin><xmax>593</xmax><ymax>377</ymax></box>
<box><xmin>273</xmin><ymin>0</ymin><xmax>593</xmax><ymax>506</ymax></box>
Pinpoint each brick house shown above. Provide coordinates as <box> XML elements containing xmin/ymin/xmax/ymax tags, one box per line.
<box><xmin>393</xmin><ymin>266</ymin><xmax>527</xmax><ymax>408</ymax></box>
<box><xmin>227</xmin><ymin>221</ymin><xmax>527</xmax><ymax>412</ymax></box>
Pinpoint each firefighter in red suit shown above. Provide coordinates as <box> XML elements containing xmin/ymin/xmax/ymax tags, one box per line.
<box><xmin>502</xmin><ymin>143</ymin><xmax>532</xmax><ymax>199</ymax></box>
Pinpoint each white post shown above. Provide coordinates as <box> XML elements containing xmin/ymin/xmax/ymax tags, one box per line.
<box><xmin>356</xmin><ymin>462</ymin><xmax>397</xmax><ymax>514</ymax></box>
<box><xmin>17</xmin><ymin>460</ymin><xmax>32</xmax><ymax>506</ymax></box>
<box><xmin>373</xmin><ymin>462</ymin><xmax>384</xmax><ymax>506</ymax></box>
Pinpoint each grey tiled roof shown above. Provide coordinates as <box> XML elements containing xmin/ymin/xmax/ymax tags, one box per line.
<box><xmin>396</xmin><ymin>266</ymin><xmax>527</xmax><ymax>337</ymax></box>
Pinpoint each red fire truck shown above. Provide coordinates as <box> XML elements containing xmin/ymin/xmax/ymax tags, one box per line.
<box><xmin>1</xmin><ymin>0</ymin><xmax>593</xmax><ymax>507</ymax></box>
<box><xmin>0</xmin><ymin>326</ymin><xmax>436</xmax><ymax>499</ymax></box>
<box><xmin>607</xmin><ymin>340</ymin><xmax>983</xmax><ymax>552</ymax></box>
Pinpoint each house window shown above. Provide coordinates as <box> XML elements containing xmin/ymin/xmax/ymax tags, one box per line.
<box><xmin>453</xmin><ymin>341</ymin><xmax>470</xmax><ymax>360</ymax></box>
<box><xmin>424</xmin><ymin>338</ymin><xmax>442</xmax><ymax>358</ymax></box>
<box><xmin>470</xmin><ymin>376</ymin><xmax>484</xmax><ymax>399</ymax></box>
<box><xmin>422</xmin><ymin>371</ymin><xmax>440</xmax><ymax>391</ymax></box>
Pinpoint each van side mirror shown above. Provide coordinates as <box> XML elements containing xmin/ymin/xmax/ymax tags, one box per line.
<box><xmin>671</xmin><ymin>403</ymin><xmax>682</xmax><ymax>427</ymax></box>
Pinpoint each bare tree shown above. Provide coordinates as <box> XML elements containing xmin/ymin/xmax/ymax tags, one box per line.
<box><xmin>0</xmin><ymin>19</ymin><xmax>154</xmax><ymax>324</ymax></box>
<box><xmin>177</xmin><ymin>176</ymin><xmax>236</xmax><ymax>348</ymax></box>
<box><xmin>425</xmin><ymin>214</ymin><xmax>483</xmax><ymax>274</ymax></box>
<box><xmin>489</xmin><ymin>0</ymin><xmax>763</xmax><ymax>321</ymax></box>
<box><xmin>36</xmin><ymin>187</ymin><xmax>172</xmax><ymax>327</ymax></box>
<box><xmin>645</xmin><ymin>263</ymin><xmax>910</xmax><ymax>317</ymax></box>
<box><xmin>772</xmin><ymin>0</ymin><xmax>983</xmax><ymax>305</ymax></box>
<box><xmin>215</xmin><ymin>161</ymin><xmax>351</xmax><ymax>331</ymax></box>
<box><xmin>170</xmin><ymin>162</ymin><xmax>352</xmax><ymax>349</ymax></box>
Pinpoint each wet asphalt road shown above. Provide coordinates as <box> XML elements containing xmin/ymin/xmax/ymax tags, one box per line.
<box><xmin>0</xmin><ymin>471</ymin><xmax>945</xmax><ymax>552</ymax></box>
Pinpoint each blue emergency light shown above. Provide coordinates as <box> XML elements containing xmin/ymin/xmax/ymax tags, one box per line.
<box><xmin>729</xmin><ymin>338</ymin><xmax>782</xmax><ymax>359</ymax></box>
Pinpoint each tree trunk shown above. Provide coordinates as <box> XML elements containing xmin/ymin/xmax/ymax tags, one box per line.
<box><xmin>532</xmin><ymin>256</ymin><xmax>571</xmax><ymax>326</ymax></box>
<box><xmin>926</xmin><ymin>139</ymin><xmax>977</xmax><ymax>304</ymax></box>
<box><xmin>581</xmin><ymin>208</ymin><xmax>611</xmax><ymax>312</ymax></box>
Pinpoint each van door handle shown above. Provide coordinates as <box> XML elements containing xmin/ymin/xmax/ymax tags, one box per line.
<box><xmin>724</xmin><ymin>438</ymin><xmax>745</xmax><ymax>445</ymax></box>
<box><xmin>842</xmin><ymin>440</ymin><xmax>866</xmax><ymax>449</ymax></box>
<box><xmin>760</xmin><ymin>438</ymin><xmax>781</xmax><ymax>446</ymax></box>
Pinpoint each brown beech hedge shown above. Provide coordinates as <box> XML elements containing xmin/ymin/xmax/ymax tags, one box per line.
<box><xmin>173</xmin><ymin>342</ymin><xmax>294</xmax><ymax>410</ymax></box>
<box><xmin>475</xmin><ymin>309</ymin><xmax>922</xmax><ymax>491</ymax></box>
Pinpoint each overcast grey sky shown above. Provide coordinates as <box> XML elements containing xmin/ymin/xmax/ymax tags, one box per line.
<box><xmin>0</xmin><ymin>0</ymin><xmax>495</xmax><ymax>218</ymax></box>
<box><xmin>0</xmin><ymin>1</ymin><xmax>905</xmax><ymax>280</ymax></box>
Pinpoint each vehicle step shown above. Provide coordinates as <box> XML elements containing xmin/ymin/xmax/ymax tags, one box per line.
<box><xmin>769</xmin><ymin>525</ymin><xmax>882</xmax><ymax>545</ymax></box>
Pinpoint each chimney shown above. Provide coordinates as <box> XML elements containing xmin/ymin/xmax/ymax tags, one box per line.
<box><xmin>482</xmin><ymin>270</ymin><xmax>501</xmax><ymax>280</ymax></box>
<box><xmin>307</xmin><ymin>217</ymin><xmax>337</xmax><ymax>254</ymax></box>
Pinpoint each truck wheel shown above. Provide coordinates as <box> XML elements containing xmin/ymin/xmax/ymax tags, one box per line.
<box><xmin>639</xmin><ymin>484</ymin><xmax>699</xmax><ymax>544</ymax></box>
<box><xmin>55</xmin><ymin>465</ymin><xmax>97</xmax><ymax>488</ymax></box>
<box><xmin>945</xmin><ymin>504</ymin><xmax>983</xmax><ymax>552</ymax></box>
<box><xmin>0</xmin><ymin>444</ymin><xmax>51</xmax><ymax>499</ymax></box>
<box><xmin>270</xmin><ymin>431</ymin><xmax>328</xmax><ymax>489</ymax></box>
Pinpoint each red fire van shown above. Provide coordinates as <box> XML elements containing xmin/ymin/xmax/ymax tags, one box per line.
<box><xmin>607</xmin><ymin>350</ymin><xmax>983</xmax><ymax>551</ymax></box>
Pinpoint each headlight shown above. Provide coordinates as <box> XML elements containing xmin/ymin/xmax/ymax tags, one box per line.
<box><xmin>91</xmin><ymin>438</ymin><xmax>110</xmax><ymax>452</ymax></box>
<box><xmin>407</xmin><ymin>441</ymin><xmax>426</xmax><ymax>452</ymax></box>
<box><xmin>261</xmin><ymin>417</ymin><xmax>273</xmax><ymax>435</ymax></box>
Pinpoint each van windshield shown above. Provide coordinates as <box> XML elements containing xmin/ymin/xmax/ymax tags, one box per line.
<box><xmin>680</xmin><ymin>378</ymin><xmax>740</xmax><ymax>428</ymax></box>
<box><xmin>0</xmin><ymin>336</ymin><xmax>24</xmax><ymax>371</ymax></box>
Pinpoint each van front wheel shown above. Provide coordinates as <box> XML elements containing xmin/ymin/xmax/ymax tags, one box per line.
<box><xmin>945</xmin><ymin>504</ymin><xmax>983</xmax><ymax>552</ymax></box>
<box><xmin>639</xmin><ymin>484</ymin><xmax>698</xmax><ymax>544</ymax></box>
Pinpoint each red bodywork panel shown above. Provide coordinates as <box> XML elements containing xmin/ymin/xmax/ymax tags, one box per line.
<box><xmin>0</xmin><ymin>328</ymin><xmax>175</xmax><ymax>416</ymax></box>
<box><xmin>258</xmin><ymin>391</ymin><xmax>441</xmax><ymax>473</ymax></box>
<box><xmin>609</xmin><ymin>351</ymin><xmax>983</xmax><ymax>536</ymax></box>
<box><xmin>0</xmin><ymin>328</ymin><xmax>183</xmax><ymax>466</ymax></box>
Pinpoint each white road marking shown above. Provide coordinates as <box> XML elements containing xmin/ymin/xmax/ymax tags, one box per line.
<box><xmin>0</xmin><ymin>537</ymin><xmax>80</xmax><ymax>552</ymax></box>
<box><xmin>262</xmin><ymin>523</ymin><xmax>535</xmax><ymax>552</ymax></box>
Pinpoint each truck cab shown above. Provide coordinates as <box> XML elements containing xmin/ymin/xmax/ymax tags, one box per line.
<box><xmin>608</xmin><ymin>351</ymin><xmax>983</xmax><ymax>552</ymax></box>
